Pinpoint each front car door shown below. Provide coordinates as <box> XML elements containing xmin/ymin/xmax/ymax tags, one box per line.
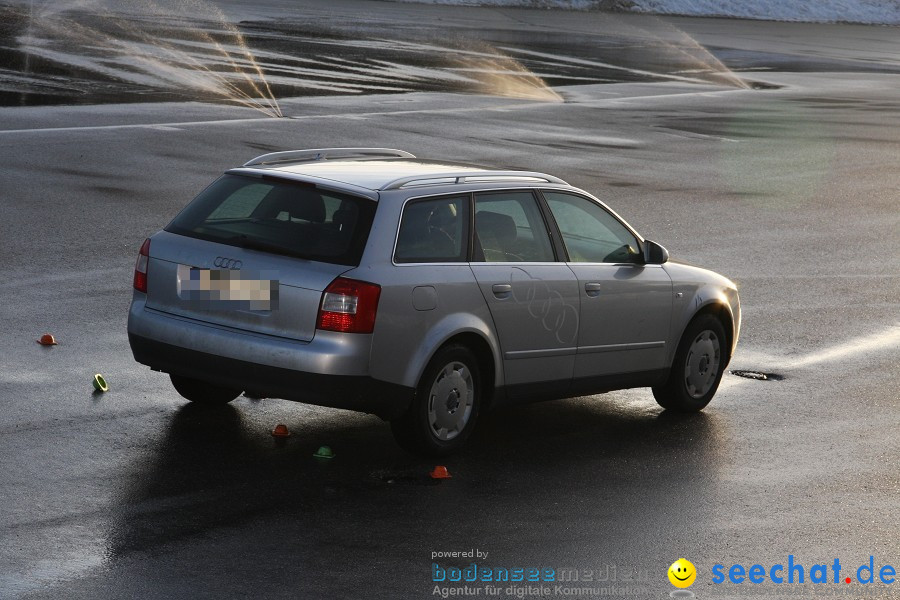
<box><xmin>469</xmin><ymin>190</ymin><xmax>580</xmax><ymax>398</ymax></box>
<box><xmin>541</xmin><ymin>190</ymin><xmax>673</xmax><ymax>385</ymax></box>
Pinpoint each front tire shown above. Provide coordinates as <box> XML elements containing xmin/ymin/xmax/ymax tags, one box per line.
<box><xmin>653</xmin><ymin>314</ymin><xmax>727</xmax><ymax>412</ymax></box>
<box><xmin>391</xmin><ymin>344</ymin><xmax>482</xmax><ymax>456</ymax></box>
<box><xmin>170</xmin><ymin>374</ymin><xmax>241</xmax><ymax>405</ymax></box>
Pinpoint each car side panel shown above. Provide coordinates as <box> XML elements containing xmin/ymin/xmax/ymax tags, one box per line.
<box><xmin>567</xmin><ymin>262</ymin><xmax>673</xmax><ymax>377</ymax></box>
<box><xmin>470</xmin><ymin>263</ymin><xmax>579</xmax><ymax>388</ymax></box>
<box><xmin>350</xmin><ymin>191</ymin><xmax>503</xmax><ymax>391</ymax></box>
<box><xmin>358</xmin><ymin>262</ymin><xmax>502</xmax><ymax>390</ymax></box>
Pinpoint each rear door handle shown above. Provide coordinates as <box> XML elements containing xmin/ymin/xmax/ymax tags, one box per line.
<box><xmin>584</xmin><ymin>282</ymin><xmax>602</xmax><ymax>297</ymax></box>
<box><xmin>492</xmin><ymin>284</ymin><xmax>512</xmax><ymax>297</ymax></box>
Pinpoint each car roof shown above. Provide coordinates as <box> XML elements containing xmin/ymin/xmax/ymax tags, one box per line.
<box><xmin>270</xmin><ymin>158</ymin><xmax>498</xmax><ymax>190</ymax></box>
<box><xmin>231</xmin><ymin>148</ymin><xmax>566</xmax><ymax>193</ymax></box>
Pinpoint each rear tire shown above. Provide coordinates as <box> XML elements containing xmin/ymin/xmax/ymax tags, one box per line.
<box><xmin>170</xmin><ymin>374</ymin><xmax>241</xmax><ymax>405</ymax></box>
<box><xmin>653</xmin><ymin>314</ymin><xmax>727</xmax><ymax>412</ymax></box>
<box><xmin>391</xmin><ymin>344</ymin><xmax>482</xmax><ymax>456</ymax></box>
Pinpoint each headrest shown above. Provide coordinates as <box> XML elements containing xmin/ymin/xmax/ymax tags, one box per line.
<box><xmin>292</xmin><ymin>192</ymin><xmax>325</xmax><ymax>223</ymax></box>
<box><xmin>332</xmin><ymin>206</ymin><xmax>357</xmax><ymax>233</ymax></box>
<box><xmin>476</xmin><ymin>211</ymin><xmax>516</xmax><ymax>245</ymax></box>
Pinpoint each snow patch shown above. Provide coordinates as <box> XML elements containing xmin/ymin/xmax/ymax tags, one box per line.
<box><xmin>398</xmin><ymin>0</ymin><xmax>900</xmax><ymax>25</ymax></box>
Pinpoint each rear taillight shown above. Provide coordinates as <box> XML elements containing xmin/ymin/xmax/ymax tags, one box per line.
<box><xmin>316</xmin><ymin>277</ymin><xmax>381</xmax><ymax>334</ymax></box>
<box><xmin>133</xmin><ymin>238</ymin><xmax>150</xmax><ymax>293</ymax></box>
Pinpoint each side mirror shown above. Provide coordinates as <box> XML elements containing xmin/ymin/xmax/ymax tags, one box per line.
<box><xmin>643</xmin><ymin>240</ymin><xmax>669</xmax><ymax>264</ymax></box>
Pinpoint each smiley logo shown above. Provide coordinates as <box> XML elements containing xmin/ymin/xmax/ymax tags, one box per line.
<box><xmin>668</xmin><ymin>558</ymin><xmax>697</xmax><ymax>588</ymax></box>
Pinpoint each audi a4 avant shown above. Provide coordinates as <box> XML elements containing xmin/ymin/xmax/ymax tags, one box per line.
<box><xmin>128</xmin><ymin>148</ymin><xmax>740</xmax><ymax>455</ymax></box>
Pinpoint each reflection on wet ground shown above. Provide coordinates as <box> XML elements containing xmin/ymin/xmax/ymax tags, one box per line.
<box><xmin>107</xmin><ymin>398</ymin><xmax>723</xmax><ymax>569</ymax></box>
<box><xmin>0</xmin><ymin>392</ymin><xmax>723</xmax><ymax>596</ymax></box>
<box><xmin>0</xmin><ymin>1</ymin><xmax>790</xmax><ymax>110</ymax></box>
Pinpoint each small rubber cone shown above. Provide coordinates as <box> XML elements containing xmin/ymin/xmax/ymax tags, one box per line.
<box><xmin>430</xmin><ymin>465</ymin><xmax>451</xmax><ymax>479</ymax></box>
<box><xmin>271</xmin><ymin>423</ymin><xmax>291</xmax><ymax>437</ymax></box>
<box><xmin>92</xmin><ymin>374</ymin><xmax>109</xmax><ymax>392</ymax></box>
<box><xmin>37</xmin><ymin>334</ymin><xmax>58</xmax><ymax>346</ymax></box>
<box><xmin>313</xmin><ymin>445</ymin><xmax>335</xmax><ymax>459</ymax></box>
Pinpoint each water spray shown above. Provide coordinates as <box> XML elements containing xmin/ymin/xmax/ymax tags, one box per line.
<box><xmin>18</xmin><ymin>0</ymin><xmax>283</xmax><ymax>117</ymax></box>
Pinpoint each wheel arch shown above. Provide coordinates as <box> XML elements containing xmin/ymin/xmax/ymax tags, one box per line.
<box><xmin>434</xmin><ymin>332</ymin><xmax>497</xmax><ymax>407</ymax></box>
<box><xmin>400</xmin><ymin>314</ymin><xmax>502</xmax><ymax>392</ymax></box>
<box><xmin>681</xmin><ymin>300</ymin><xmax>735</xmax><ymax>367</ymax></box>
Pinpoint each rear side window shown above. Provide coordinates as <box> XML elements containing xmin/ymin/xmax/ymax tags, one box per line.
<box><xmin>474</xmin><ymin>191</ymin><xmax>555</xmax><ymax>262</ymax></box>
<box><xmin>166</xmin><ymin>174</ymin><xmax>375</xmax><ymax>266</ymax></box>
<box><xmin>394</xmin><ymin>195</ymin><xmax>469</xmax><ymax>263</ymax></box>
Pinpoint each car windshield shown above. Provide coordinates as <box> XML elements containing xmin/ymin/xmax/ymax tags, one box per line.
<box><xmin>165</xmin><ymin>174</ymin><xmax>375</xmax><ymax>266</ymax></box>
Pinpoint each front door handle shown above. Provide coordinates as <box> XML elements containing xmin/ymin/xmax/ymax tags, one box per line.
<box><xmin>584</xmin><ymin>282</ymin><xmax>602</xmax><ymax>297</ymax></box>
<box><xmin>492</xmin><ymin>284</ymin><xmax>512</xmax><ymax>297</ymax></box>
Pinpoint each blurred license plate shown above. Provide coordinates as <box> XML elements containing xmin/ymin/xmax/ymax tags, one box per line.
<box><xmin>176</xmin><ymin>265</ymin><xmax>279</xmax><ymax>311</ymax></box>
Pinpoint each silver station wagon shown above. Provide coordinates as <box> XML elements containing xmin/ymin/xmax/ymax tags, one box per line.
<box><xmin>128</xmin><ymin>148</ymin><xmax>740</xmax><ymax>455</ymax></box>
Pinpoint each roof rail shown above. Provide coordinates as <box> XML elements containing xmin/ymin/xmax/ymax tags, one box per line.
<box><xmin>243</xmin><ymin>148</ymin><xmax>415</xmax><ymax>167</ymax></box>
<box><xmin>381</xmin><ymin>171</ymin><xmax>567</xmax><ymax>190</ymax></box>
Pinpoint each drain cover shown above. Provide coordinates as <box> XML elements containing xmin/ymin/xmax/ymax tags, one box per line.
<box><xmin>730</xmin><ymin>370</ymin><xmax>784</xmax><ymax>381</ymax></box>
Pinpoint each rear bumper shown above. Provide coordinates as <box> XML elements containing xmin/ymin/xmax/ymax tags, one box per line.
<box><xmin>127</xmin><ymin>298</ymin><xmax>413</xmax><ymax>419</ymax></box>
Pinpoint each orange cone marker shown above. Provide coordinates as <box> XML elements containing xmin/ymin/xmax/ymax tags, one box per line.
<box><xmin>37</xmin><ymin>334</ymin><xmax>58</xmax><ymax>346</ymax></box>
<box><xmin>271</xmin><ymin>423</ymin><xmax>291</xmax><ymax>437</ymax></box>
<box><xmin>430</xmin><ymin>465</ymin><xmax>451</xmax><ymax>479</ymax></box>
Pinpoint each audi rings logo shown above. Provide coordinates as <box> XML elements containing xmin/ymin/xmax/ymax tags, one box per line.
<box><xmin>213</xmin><ymin>256</ymin><xmax>242</xmax><ymax>269</ymax></box>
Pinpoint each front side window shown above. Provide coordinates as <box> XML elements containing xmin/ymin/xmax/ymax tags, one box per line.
<box><xmin>543</xmin><ymin>191</ymin><xmax>641</xmax><ymax>264</ymax></box>
<box><xmin>166</xmin><ymin>174</ymin><xmax>374</xmax><ymax>266</ymax></box>
<box><xmin>473</xmin><ymin>191</ymin><xmax>555</xmax><ymax>262</ymax></box>
<box><xmin>394</xmin><ymin>195</ymin><xmax>468</xmax><ymax>263</ymax></box>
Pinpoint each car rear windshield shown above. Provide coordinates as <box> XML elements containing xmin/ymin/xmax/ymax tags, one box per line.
<box><xmin>165</xmin><ymin>174</ymin><xmax>376</xmax><ymax>266</ymax></box>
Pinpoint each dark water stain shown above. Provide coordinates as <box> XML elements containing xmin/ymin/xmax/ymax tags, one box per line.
<box><xmin>606</xmin><ymin>181</ymin><xmax>641</xmax><ymax>187</ymax></box>
<box><xmin>243</xmin><ymin>141</ymin><xmax>287</xmax><ymax>153</ymax></box>
<box><xmin>156</xmin><ymin>151</ymin><xmax>200</xmax><ymax>161</ymax></box>
<box><xmin>790</xmin><ymin>96</ymin><xmax>862</xmax><ymax>104</ymax></box>
<box><xmin>654</xmin><ymin>117</ymin><xmax>803</xmax><ymax>140</ymax></box>
<box><xmin>712</xmin><ymin>46</ymin><xmax>900</xmax><ymax>76</ymax></box>
<box><xmin>833</xmin><ymin>135</ymin><xmax>900</xmax><ymax>144</ymax></box>
<box><xmin>747</xmin><ymin>80</ymin><xmax>781</xmax><ymax>90</ymax></box>
<box><xmin>54</xmin><ymin>167</ymin><xmax>100</xmax><ymax>178</ymax></box>
<box><xmin>87</xmin><ymin>185</ymin><xmax>138</xmax><ymax>197</ymax></box>
<box><xmin>547</xmin><ymin>141</ymin><xmax>637</xmax><ymax>150</ymax></box>
<box><xmin>504</xmin><ymin>137</ymin><xmax>637</xmax><ymax>151</ymax></box>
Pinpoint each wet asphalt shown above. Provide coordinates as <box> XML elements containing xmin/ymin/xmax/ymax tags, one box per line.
<box><xmin>0</xmin><ymin>2</ymin><xmax>899</xmax><ymax>599</ymax></box>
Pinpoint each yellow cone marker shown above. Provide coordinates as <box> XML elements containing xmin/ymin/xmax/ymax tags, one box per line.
<box><xmin>92</xmin><ymin>374</ymin><xmax>109</xmax><ymax>392</ymax></box>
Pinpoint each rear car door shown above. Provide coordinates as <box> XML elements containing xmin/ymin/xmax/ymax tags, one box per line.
<box><xmin>469</xmin><ymin>190</ymin><xmax>579</xmax><ymax>396</ymax></box>
<box><xmin>541</xmin><ymin>190</ymin><xmax>673</xmax><ymax>380</ymax></box>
